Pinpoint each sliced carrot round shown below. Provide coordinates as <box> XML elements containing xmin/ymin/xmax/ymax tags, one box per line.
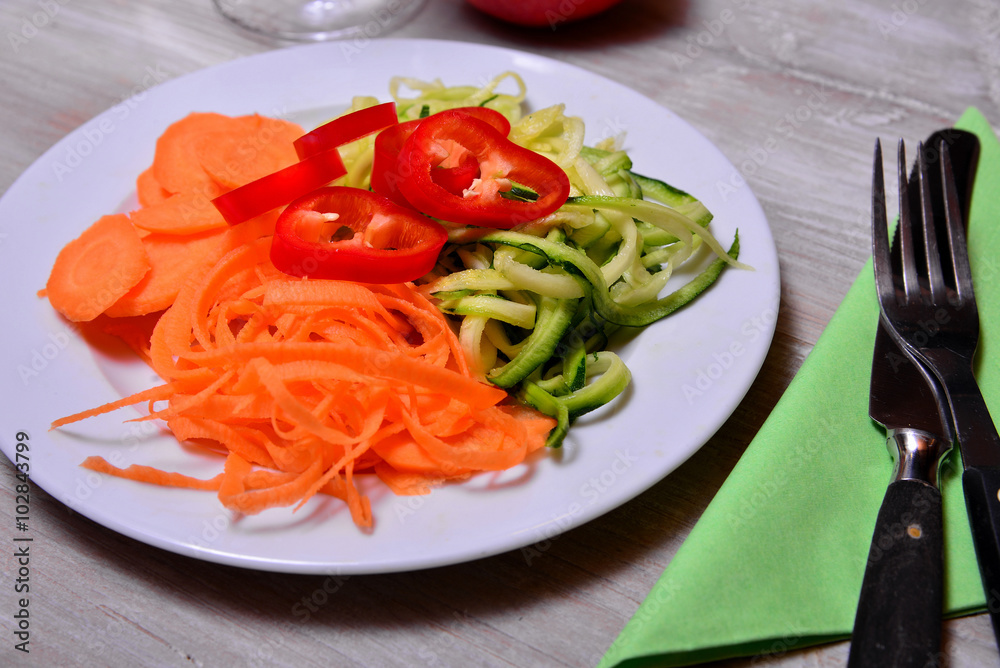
<box><xmin>136</xmin><ymin>167</ymin><xmax>172</xmax><ymax>208</ymax></box>
<box><xmin>196</xmin><ymin>117</ymin><xmax>304</xmax><ymax>190</ymax></box>
<box><xmin>46</xmin><ymin>214</ymin><xmax>151</xmax><ymax>322</ymax></box>
<box><xmin>104</xmin><ymin>227</ymin><xmax>230</xmax><ymax>317</ymax></box>
<box><xmin>152</xmin><ymin>112</ymin><xmax>263</xmax><ymax>195</ymax></box>
<box><xmin>130</xmin><ymin>191</ymin><xmax>229</xmax><ymax>236</ymax></box>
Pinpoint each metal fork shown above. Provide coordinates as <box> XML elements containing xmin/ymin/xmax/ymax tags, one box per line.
<box><xmin>872</xmin><ymin>136</ymin><xmax>1000</xmax><ymax>644</ymax></box>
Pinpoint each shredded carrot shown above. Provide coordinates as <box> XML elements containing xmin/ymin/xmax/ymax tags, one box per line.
<box><xmin>81</xmin><ymin>456</ymin><xmax>224</xmax><ymax>491</ymax></box>
<box><xmin>53</xmin><ymin>235</ymin><xmax>555</xmax><ymax>530</ymax></box>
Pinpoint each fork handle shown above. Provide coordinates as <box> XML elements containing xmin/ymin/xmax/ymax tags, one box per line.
<box><xmin>848</xmin><ymin>475</ymin><xmax>943</xmax><ymax>667</ymax></box>
<box><xmin>962</xmin><ymin>465</ymin><xmax>1000</xmax><ymax>642</ymax></box>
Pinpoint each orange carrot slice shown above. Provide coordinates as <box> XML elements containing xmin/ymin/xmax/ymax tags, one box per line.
<box><xmin>136</xmin><ymin>167</ymin><xmax>172</xmax><ymax>208</ymax></box>
<box><xmin>129</xmin><ymin>190</ymin><xmax>229</xmax><ymax>236</ymax></box>
<box><xmin>196</xmin><ymin>117</ymin><xmax>304</xmax><ymax>190</ymax></box>
<box><xmin>46</xmin><ymin>214</ymin><xmax>151</xmax><ymax>322</ymax></box>
<box><xmin>152</xmin><ymin>112</ymin><xmax>262</xmax><ymax>195</ymax></box>
<box><xmin>104</xmin><ymin>228</ymin><xmax>231</xmax><ymax>318</ymax></box>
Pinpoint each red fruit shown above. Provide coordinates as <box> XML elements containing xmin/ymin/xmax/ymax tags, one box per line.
<box><xmin>465</xmin><ymin>0</ymin><xmax>625</xmax><ymax>28</ymax></box>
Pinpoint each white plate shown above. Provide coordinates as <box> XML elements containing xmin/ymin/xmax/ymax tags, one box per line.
<box><xmin>0</xmin><ymin>39</ymin><xmax>779</xmax><ymax>574</ymax></box>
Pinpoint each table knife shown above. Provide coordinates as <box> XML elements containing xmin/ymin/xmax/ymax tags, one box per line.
<box><xmin>847</xmin><ymin>129</ymin><xmax>980</xmax><ymax>667</ymax></box>
<box><xmin>847</xmin><ymin>317</ymin><xmax>953</xmax><ymax>667</ymax></box>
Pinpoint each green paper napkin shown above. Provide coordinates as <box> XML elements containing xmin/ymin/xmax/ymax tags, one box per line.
<box><xmin>599</xmin><ymin>108</ymin><xmax>1000</xmax><ymax>668</ymax></box>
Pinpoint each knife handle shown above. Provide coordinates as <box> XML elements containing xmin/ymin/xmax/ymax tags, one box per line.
<box><xmin>848</xmin><ymin>478</ymin><xmax>943</xmax><ymax>667</ymax></box>
<box><xmin>961</xmin><ymin>465</ymin><xmax>1000</xmax><ymax>641</ymax></box>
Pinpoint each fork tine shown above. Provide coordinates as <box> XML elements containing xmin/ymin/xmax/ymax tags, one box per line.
<box><xmin>897</xmin><ymin>140</ymin><xmax>921</xmax><ymax>303</ymax></box>
<box><xmin>872</xmin><ymin>139</ymin><xmax>896</xmax><ymax>306</ymax></box>
<box><xmin>918</xmin><ymin>141</ymin><xmax>947</xmax><ymax>303</ymax></box>
<box><xmin>940</xmin><ymin>140</ymin><xmax>976</xmax><ymax>306</ymax></box>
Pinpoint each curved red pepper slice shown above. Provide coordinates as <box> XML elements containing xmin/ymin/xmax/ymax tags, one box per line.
<box><xmin>270</xmin><ymin>187</ymin><xmax>448</xmax><ymax>283</ymax></box>
<box><xmin>293</xmin><ymin>102</ymin><xmax>399</xmax><ymax>159</ymax></box>
<box><xmin>396</xmin><ymin>110</ymin><xmax>570</xmax><ymax>229</ymax></box>
<box><xmin>212</xmin><ymin>148</ymin><xmax>348</xmax><ymax>226</ymax></box>
<box><xmin>371</xmin><ymin>107</ymin><xmax>513</xmax><ymax>207</ymax></box>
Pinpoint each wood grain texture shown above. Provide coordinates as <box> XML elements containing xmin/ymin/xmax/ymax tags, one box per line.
<box><xmin>1</xmin><ymin>0</ymin><xmax>998</xmax><ymax>665</ymax></box>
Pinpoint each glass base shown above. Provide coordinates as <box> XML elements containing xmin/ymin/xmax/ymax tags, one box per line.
<box><xmin>213</xmin><ymin>0</ymin><xmax>426</xmax><ymax>42</ymax></box>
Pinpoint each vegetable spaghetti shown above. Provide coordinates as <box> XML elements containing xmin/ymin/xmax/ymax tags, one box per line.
<box><xmin>44</xmin><ymin>72</ymin><xmax>744</xmax><ymax>531</ymax></box>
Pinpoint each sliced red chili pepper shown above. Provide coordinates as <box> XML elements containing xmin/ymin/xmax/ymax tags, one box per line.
<box><xmin>211</xmin><ymin>148</ymin><xmax>347</xmax><ymax>226</ymax></box>
<box><xmin>371</xmin><ymin>107</ymin><xmax>513</xmax><ymax>207</ymax></box>
<box><xmin>293</xmin><ymin>101</ymin><xmax>399</xmax><ymax>159</ymax></box>
<box><xmin>395</xmin><ymin>110</ymin><xmax>570</xmax><ymax>229</ymax></box>
<box><xmin>270</xmin><ymin>186</ymin><xmax>448</xmax><ymax>283</ymax></box>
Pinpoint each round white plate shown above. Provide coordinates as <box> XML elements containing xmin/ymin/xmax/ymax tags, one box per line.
<box><xmin>0</xmin><ymin>39</ymin><xmax>779</xmax><ymax>574</ymax></box>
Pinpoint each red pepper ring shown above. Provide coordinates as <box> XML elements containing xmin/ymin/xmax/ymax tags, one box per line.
<box><xmin>445</xmin><ymin>106</ymin><xmax>512</xmax><ymax>137</ymax></box>
<box><xmin>371</xmin><ymin>118</ymin><xmax>422</xmax><ymax>206</ymax></box>
<box><xmin>293</xmin><ymin>101</ymin><xmax>399</xmax><ymax>159</ymax></box>
<box><xmin>270</xmin><ymin>186</ymin><xmax>448</xmax><ymax>283</ymax></box>
<box><xmin>212</xmin><ymin>148</ymin><xmax>348</xmax><ymax>226</ymax></box>
<box><xmin>396</xmin><ymin>111</ymin><xmax>570</xmax><ymax>229</ymax></box>
<box><xmin>371</xmin><ymin>107</ymin><xmax>513</xmax><ymax>206</ymax></box>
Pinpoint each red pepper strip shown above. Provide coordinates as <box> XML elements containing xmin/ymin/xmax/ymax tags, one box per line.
<box><xmin>293</xmin><ymin>102</ymin><xmax>399</xmax><ymax>160</ymax></box>
<box><xmin>396</xmin><ymin>110</ymin><xmax>570</xmax><ymax>229</ymax></box>
<box><xmin>212</xmin><ymin>148</ymin><xmax>347</xmax><ymax>226</ymax></box>
<box><xmin>371</xmin><ymin>107</ymin><xmax>512</xmax><ymax>206</ymax></box>
<box><xmin>270</xmin><ymin>186</ymin><xmax>448</xmax><ymax>283</ymax></box>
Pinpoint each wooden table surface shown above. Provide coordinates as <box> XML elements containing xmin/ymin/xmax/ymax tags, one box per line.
<box><xmin>2</xmin><ymin>0</ymin><xmax>1000</xmax><ymax>665</ymax></box>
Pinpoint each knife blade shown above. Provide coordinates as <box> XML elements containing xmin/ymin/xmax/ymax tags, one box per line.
<box><xmin>847</xmin><ymin>130</ymin><xmax>979</xmax><ymax>667</ymax></box>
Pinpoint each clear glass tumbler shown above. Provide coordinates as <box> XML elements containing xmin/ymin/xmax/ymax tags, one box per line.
<box><xmin>213</xmin><ymin>0</ymin><xmax>426</xmax><ymax>41</ymax></box>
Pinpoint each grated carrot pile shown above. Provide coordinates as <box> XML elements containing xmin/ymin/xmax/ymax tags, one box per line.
<box><xmin>53</xmin><ymin>237</ymin><xmax>555</xmax><ymax>529</ymax></box>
